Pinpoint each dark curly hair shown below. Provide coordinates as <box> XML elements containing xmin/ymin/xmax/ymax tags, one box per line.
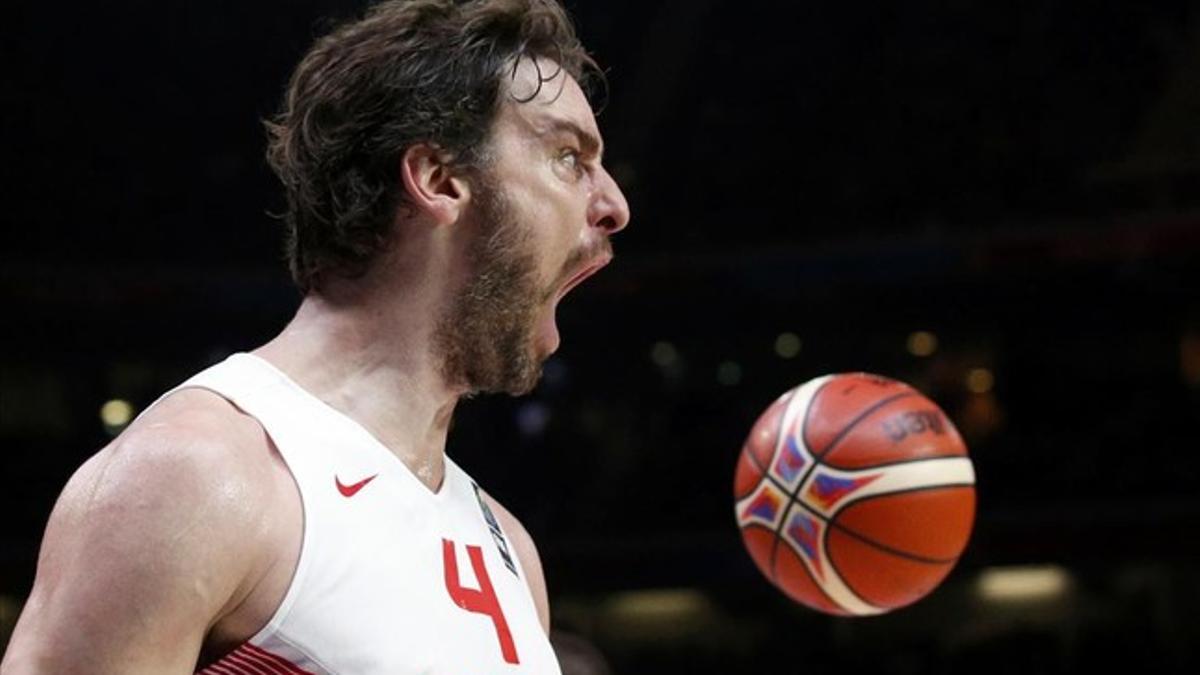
<box><xmin>265</xmin><ymin>0</ymin><xmax>601</xmax><ymax>293</ymax></box>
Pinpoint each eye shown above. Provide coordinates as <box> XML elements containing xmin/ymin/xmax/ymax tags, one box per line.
<box><xmin>558</xmin><ymin>148</ymin><xmax>584</xmax><ymax>177</ymax></box>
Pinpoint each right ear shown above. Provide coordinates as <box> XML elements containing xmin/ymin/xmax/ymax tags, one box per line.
<box><xmin>400</xmin><ymin>143</ymin><xmax>472</xmax><ymax>226</ymax></box>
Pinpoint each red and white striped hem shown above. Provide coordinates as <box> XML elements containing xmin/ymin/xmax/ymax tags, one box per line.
<box><xmin>197</xmin><ymin>642</ymin><xmax>315</xmax><ymax>675</ymax></box>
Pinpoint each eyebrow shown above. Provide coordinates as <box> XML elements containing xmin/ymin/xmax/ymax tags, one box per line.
<box><xmin>532</xmin><ymin>115</ymin><xmax>604</xmax><ymax>160</ymax></box>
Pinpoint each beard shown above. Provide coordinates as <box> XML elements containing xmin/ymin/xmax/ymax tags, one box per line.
<box><xmin>434</xmin><ymin>174</ymin><xmax>550</xmax><ymax>396</ymax></box>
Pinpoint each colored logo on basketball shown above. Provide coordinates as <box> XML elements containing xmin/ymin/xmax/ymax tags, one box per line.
<box><xmin>785</xmin><ymin>512</ymin><xmax>824</xmax><ymax>578</ymax></box>
<box><xmin>773</xmin><ymin>435</ymin><xmax>808</xmax><ymax>484</ymax></box>
<box><xmin>806</xmin><ymin>473</ymin><xmax>880</xmax><ymax>510</ymax></box>
<box><xmin>741</xmin><ymin>487</ymin><xmax>783</xmax><ymax>524</ymax></box>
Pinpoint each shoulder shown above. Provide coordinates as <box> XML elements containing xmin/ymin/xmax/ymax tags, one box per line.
<box><xmin>4</xmin><ymin>388</ymin><xmax>286</xmax><ymax>670</ymax></box>
<box><xmin>77</xmin><ymin>388</ymin><xmax>282</xmax><ymax>530</ymax></box>
<box><xmin>480</xmin><ymin>491</ymin><xmax>551</xmax><ymax>634</ymax></box>
<box><xmin>54</xmin><ymin>386</ymin><xmax>285</xmax><ymax>592</ymax></box>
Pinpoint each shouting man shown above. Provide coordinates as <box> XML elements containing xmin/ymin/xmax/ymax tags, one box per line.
<box><xmin>3</xmin><ymin>1</ymin><xmax>629</xmax><ymax>672</ymax></box>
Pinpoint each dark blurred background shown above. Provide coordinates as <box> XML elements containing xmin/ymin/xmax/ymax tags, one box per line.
<box><xmin>3</xmin><ymin>1</ymin><xmax>1199</xmax><ymax>673</ymax></box>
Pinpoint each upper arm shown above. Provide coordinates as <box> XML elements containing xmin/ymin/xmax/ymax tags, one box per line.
<box><xmin>482</xmin><ymin>494</ymin><xmax>550</xmax><ymax>634</ymax></box>
<box><xmin>2</xmin><ymin>410</ymin><xmax>269</xmax><ymax>674</ymax></box>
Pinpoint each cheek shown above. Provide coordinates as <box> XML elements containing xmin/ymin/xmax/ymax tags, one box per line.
<box><xmin>521</xmin><ymin>190</ymin><xmax>582</xmax><ymax>250</ymax></box>
<box><xmin>507</xmin><ymin>170</ymin><xmax>590</xmax><ymax>278</ymax></box>
<box><xmin>530</xmin><ymin>231</ymin><xmax>574</xmax><ymax>295</ymax></box>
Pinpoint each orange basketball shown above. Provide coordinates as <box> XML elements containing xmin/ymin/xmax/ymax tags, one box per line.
<box><xmin>733</xmin><ymin>373</ymin><xmax>976</xmax><ymax>616</ymax></box>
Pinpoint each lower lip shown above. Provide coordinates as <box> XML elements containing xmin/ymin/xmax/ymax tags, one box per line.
<box><xmin>558</xmin><ymin>259</ymin><xmax>608</xmax><ymax>301</ymax></box>
<box><xmin>537</xmin><ymin>306</ymin><xmax>561</xmax><ymax>355</ymax></box>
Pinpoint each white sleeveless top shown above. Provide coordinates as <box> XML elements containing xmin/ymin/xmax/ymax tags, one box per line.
<box><xmin>161</xmin><ymin>353</ymin><xmax>561</xmax><ymax>675</ymax></box>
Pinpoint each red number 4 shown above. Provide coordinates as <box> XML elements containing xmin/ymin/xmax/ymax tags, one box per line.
<box><xmin>442</xmin><ymin>538</ymin><xmax>520</xmax><ymax>664</ymax></box>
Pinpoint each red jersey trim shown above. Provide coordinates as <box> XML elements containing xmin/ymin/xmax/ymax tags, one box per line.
<box><xmin>197</xmin><ymin>642</ymin><xmax>314</xmax><ymax>675</ymax></box>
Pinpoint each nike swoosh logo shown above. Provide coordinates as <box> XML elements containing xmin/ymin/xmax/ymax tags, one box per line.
<box><xmin>336</xmin><ymin>474</ymin><xmax>378</xmax><ymax>497</ymax></box>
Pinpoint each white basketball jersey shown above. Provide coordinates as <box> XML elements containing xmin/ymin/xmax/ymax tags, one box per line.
<box><xmin>159</xmin><ymin>353</ymin><xmax>561</xmax><ymax>675</ymax></box>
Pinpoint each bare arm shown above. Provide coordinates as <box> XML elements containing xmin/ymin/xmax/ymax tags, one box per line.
<box><xmin>2</xmin><ymin>406</ymin><xmax>270</xmax><ymax>674</ymax></box>
<box><xmin>482</xmin><ymin>494</ymin><xmax>550</xmax><ymax>634</ymax></box>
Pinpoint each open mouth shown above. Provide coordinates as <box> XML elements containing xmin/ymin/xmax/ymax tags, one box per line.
<box><xmin>555</xmin><ymin>254</ymin><xmax>612</xmax><ymax>302</ymax></box>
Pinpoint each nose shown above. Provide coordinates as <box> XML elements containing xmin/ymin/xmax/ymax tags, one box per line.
<box><xmin>588</xmin><ymin>165</ymin><xmax>631</xmax><ymax>235</ymax></box>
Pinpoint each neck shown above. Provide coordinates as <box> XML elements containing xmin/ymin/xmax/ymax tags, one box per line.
<box><xmin>254</xmin><ymin>286</ymin><xmax>461</xmax><ymax>493</ymax></box>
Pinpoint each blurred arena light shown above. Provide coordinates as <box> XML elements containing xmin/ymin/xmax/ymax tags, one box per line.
<box><xmin>977</xmin><ymin>565</ymin><xmax>1072</xmax><ymax>603</ymax></box>
<box><xmin>960</xmin><ymin>391</ymin><xmax>1004</xmax><ymax>438</ymax></box>
<box><xmin>965</xmin><ymin>367</ymin><xmax>995</xmax><ymax>394</ymax></box>
<box><xmin>773</xmin><ymin>332</ymin><xmax>802</xmax><ymax>359</ymax></box>
<box><xmin>516</xmin><ymin>401</ymin><xmax>551</xmax><ymax>439</ymax></box>
<box><xmin>906</xmin><ymin>331</ymin><xmax>938</xmax><ymax>357</ymax></box>
<box><xmin>605</xmin><ymin>588</ymin><xmax>712</xmax><ymax>620</ymax></box>
<box><xmin>100</xmin><ymin>399</ymin><xmax>135</xmax><ymax>435</ymax></box>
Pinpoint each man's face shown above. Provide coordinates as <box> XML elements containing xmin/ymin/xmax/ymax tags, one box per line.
<box><xmin>436</xmin><ymin>58</ymin><xmax>630</xmax><ymax>396</ymax></box>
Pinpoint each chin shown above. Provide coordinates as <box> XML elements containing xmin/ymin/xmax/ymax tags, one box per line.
<box><xmin>472</xmin><ymin>343</ymin><xmax>544</xmax><ymax>397</ymax></box>
<box><xmin>505</xmin><ymin>347</ymin><xmax>547</xmax><ymax>396</ymax></box>
<box><xmin>506</xmin><ymin>374</ymin><xmax>541</xmax><ymax>397</ymax></box>
<box><xmin>492</xmin><ymin>366</ymin><xmax>541</xmax><ymax>397</ymax></box>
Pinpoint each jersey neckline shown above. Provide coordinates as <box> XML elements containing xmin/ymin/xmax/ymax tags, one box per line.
<box><xmin>232</xmin><ymin>351</ymin><xmax>454</xmax><ymax>501</ymax></box>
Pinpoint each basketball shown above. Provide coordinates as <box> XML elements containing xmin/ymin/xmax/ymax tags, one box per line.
<box><xmin>733</xmin><ymin>373</ymin><xmax>976</xmax><ymax>616</ymax></box>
